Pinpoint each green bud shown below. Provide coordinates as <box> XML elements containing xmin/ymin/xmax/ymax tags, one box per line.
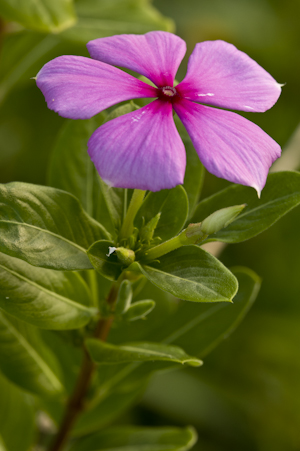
<box><xmin>200</xmin><ymin>204</ymin><xmax>246</xmax><ymax>235</ymax></box>
<box><xmin>139</xmin><ymin>213</ymin><xmax>161</xmax><ymax>242</ymax></box>
<box><xmin>123</xmin><ymin>300</ymin><xmax>155</xmax><ymax>321</ymax></box>
<box><xmin>115</xmin><ymin>280</ymin><xmax>132</xmax><ymax>315</ymax></box>
<box><xmin>115</xmin><ymin>247</ymin><xmax>135</xmax><ymax>266</ymax></box>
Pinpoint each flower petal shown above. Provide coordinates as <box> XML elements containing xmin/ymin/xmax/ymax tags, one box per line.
<box><xmin>87</xmin><ymin>31</ymin><xmax>186</xmax><ymax>88</ymax></box>
<box><xmin>36</xmin><ymin>55</ymin><xmax>157</xmax><ymax>119</ymax></box>
<box><xmin>173</xmin><ymin>98</ymin><xmax>281</xmax><ymax>195</ymax></box>
<box><xmin>88</xmin><ymin>100</ymin><xmax>186</xmax><ymax>191</ymax></box>
<box><xmin>176</xmin><ymin>40</ymin><xmax>281</xmax><ymax>112</ymax></box>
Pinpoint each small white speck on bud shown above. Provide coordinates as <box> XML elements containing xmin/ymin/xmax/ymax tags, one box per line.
<box><xmin>106</xmin><ymin>246</ymin><xmax>116</xmax><ymax>257</ymax></box>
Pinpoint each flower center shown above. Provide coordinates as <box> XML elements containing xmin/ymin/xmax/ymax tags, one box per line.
<box><xmin>159</xmin><ymin>86</ymin><xmax>177</xmax><ymax>101</ymax></box>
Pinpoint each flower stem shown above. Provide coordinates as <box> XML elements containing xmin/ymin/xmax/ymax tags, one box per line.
<box><xmin>119</xmin><ymin>189</ymin><xmax>146</xmax><ymax>242</ymax></box>
<box><xmin>142</xmin><ymin>224</ymin><xmax>207</xmax><ymax>263</ymax></box>
<box><xmin>48</xmin><ymin>288</ymin><xmax>116</xmax><ymax>451</ymax></box>
<box><xmin>142</xmin><ymin>235</ymin><xmax>183</xmax><ymax>262</ymax></box>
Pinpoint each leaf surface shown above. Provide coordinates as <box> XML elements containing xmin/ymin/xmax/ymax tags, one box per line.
<box><xmin>70</xmin><ymin>426</ymin><xmax>197</xmax><ymax>451</ymax></box>
<box><xmin>0</xmin><ymin>182</ymin><xmax>109</xmax><ymax>270</ymax></box>
<box><xmin>131</xmin><ymin>246</ymin><xmax>238</xmax><ymax>303</ymax></box>
<box><xmin>191</xmin><ymin>171</ymin><xmax>300</xmax><ymax>243</ymax></box>
<box><xmin>135</xmin><ymin>186</ymin><xmax>189</xmax><ymax>242</ymax></box>
<box><xmin>0</xmin><ymin>0</ymin><xmax>76</xmax><ymax>33</ymax></box>
<box><xmin>0</xmin><ymin>253</ymin><xmax>95</xmax><ymax>329</ymax></box>
<box><xmin>0</xmin><ymin>311</ymin><xmax>63</xmax><ymax>395</ymax></box>
<box><xmin>86</xmin><ymin>340</ymin><xmax>202</xmax><ymax>366</ymax></box>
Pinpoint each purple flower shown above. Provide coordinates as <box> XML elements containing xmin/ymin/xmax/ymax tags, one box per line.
<box><xmin>36</xmin><ymin>31</ymin><xmax>281</xmax><ymax>195</ymax></box>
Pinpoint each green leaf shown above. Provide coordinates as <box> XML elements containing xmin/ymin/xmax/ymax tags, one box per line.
<box><xmin>48</xmin><ymin>116</ymin><xmax>105</xmax><ymax>217</ymax></box>
<box><xmin>0</xmin><ymin>32</ymin><xmax>61</xmax><ymax>105</ymax></box>
<box><xmin>131</xmin><ymin>246</ymin><xmax>238</xmax><ymax>303</ymax></box>
<box><xmin>86</xmin><ymin>340</ymin><xmax>202</xmax><ymax>367</ymax></box>
<box><xmin>123</xmin><ymin>299</ymin><xmax>155</xmax><ymax>321</ymax></box>
<box><xmin>70</xmin><ymin>426</ymin><xmax>197</xmax><ymax>451</ymax></box>
<box><xmin>159</xmin><ymin>267</ymin><xmax>261</xmax><ymax>358</ymax></box>
<box><xmin>0</xmin><ymin>182</ymin><xmax>110</xmax><ymax>270</ymax></box>
<box><xmin>191</xmin><ymin>171</ymin><xmax>300</xmax><ymax>243</ymax></box>
<box><xmin>61</xmin><ymin>0</ymin><xmax>174</xmax><ymax>44</ymax></box>
<box><xmin>135</xmin><ymin>186</ymin><xmax>189</xmax><ymax>242</ymax></box>
<box><xmin>0</xmin><ymin>371</ymin><xmax>35</xmax><ymax>451</ymax></box>
<box><xmin>87</xmin><ymin>240</ymin><xmax>122</xmax><ymax>281</ymax></box>
<box><xmin>0</xmin><ymin>311</ymin><xmax>63</xmax><ymax>396</ymax></box>
<box><xmin>0</xmin><ymin>253</ymin><xmax>96</xmax><ymax>329</ymax></box>
<box><xmin>0</xmin><ymin>0</ymin><xmax>76</xmax><ymax>33</ymax></box>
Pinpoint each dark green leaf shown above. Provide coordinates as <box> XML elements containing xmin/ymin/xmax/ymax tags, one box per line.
<box><xmin>48</xmin><ymin>116</ymin><xmax>106</xmax><ymax>219</ymax></box>
<box><xmin>131</xmin><ymin>246</ymin><xmax>238</xmax><ymax>303</ymax></box>
<box><xmin>0</xmin><ymin>32</ymin><xmax>61</xmax><ymax>105</ymax></box>
<box><xmin>70</xmin><ymin>426</ymin><xmax>197</xmax><ymax>451</ymax></box>
<box><xmin>0</xmin><ymin>182</ymin><xmax>110</xmax><ymax>270</ymax></box>
<box><xmin>159</xmin><ymin>267</ymin><xmax>261</xmax><ymax>358</ymax></box>
<box><xmin>87</xmin><ymin>240</ymin><xmax>122</xmax><ymax>281</ymax></box>
<box><xmin>191</xmin><ymin>171</ymin><xmax>300</xmax><ymax>243</ymax></box>
<box><xmin>61</xmin><ymin>0</ymin><xmax>174</xmax><ymax>44</ymax></box>
<box><xmin>0</xmin><ymin>0</ymin><xmax>76</xmax><ymax>33</ymax></box>
<box><xmin>135</xmin><ymin>186</ymin><xmax>189</xmax><ymax>242</ymax></box>
<box><xmin>86</xmin><ymin>339</ymin><xmax>202</xmax><ymax>366</ymax></box>
<box><xmin>0</xmin><ymin>372</ymin><xmax>35</xmax><ymax>451</ymax></box>
<box><xmin>0</xmin><ymin>311</ymin><xmax>63</xmax><ymax>396</ymax></box>
<box><xmin>0</xmin><ymin>253</ymin><xmax>96</xmax><ymax>329</ymax></box>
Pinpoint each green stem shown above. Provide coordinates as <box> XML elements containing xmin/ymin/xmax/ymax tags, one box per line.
<box><xmin>142</xmin><ymin>224</ymin><xmax>207</xmax><ymax>263</ymax></box>
<box><xmin>142</xmin><ymin>235</ymin><xmax>183</xmax><ymax>262</ymax></box>
<box><xmin>48</xmin><ymin>282</ymin><xmax>119</xmax><ymax>451</ymax></box>
<box><xmin>87</xmin><ymin>270</ymin><xmax>99</xmax><ymax>307</ymax></box>
<box><xmin>119</xmin><ymin>189</ymin><xmax>146</xmax><ymax>241</ymax></box>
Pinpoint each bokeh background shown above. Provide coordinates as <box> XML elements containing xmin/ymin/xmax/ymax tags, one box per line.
<box><xmin>1</xmin><ymin>0</ymin><xmax>300</xmax><ymax>450</ymax></box>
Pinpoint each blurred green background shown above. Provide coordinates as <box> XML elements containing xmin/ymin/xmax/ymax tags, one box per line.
<box><xmin>1</xmin><ymin>0</ymin><xmax>300</xmax><ymax>450</ymax></box>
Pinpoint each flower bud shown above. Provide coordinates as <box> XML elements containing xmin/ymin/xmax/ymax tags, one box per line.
<box><xmin>123</xmin><ymin>300</ymin><xmax>155</xmax><ymax>321</ymax></box>
<box><xmin>200</xmin><ymin>204</ymin><xmax>246</xmax><ymax>235</ymax></box>
<box><xmin>115</xmin><ymin>247</ymin><xmax>135</xmax><ymax>266</ymax></box>
<box><xmin>115</xmin><ymin>280</ymin><xmax>132</xmax><ymax>315</ymax></box>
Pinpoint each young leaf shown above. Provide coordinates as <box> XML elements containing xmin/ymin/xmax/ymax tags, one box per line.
<box><xmin>0</xmin><ymin>372</ymin><xmax>35</xmax><ymax>451</ymax></box>
<box><xmin>0</xmin><ymin>182</ymin><xmax>110</xmax><ymax>270</ymax></box>
<box><xmin>70</xmin><ymin>426</ymin><xmax>197</xmax><ymax>451</ymax></box>
<box><xmin>0</xmin><ymin>311</ymin><xmax>63</xmax><ymax>396</ymax></box>
<box><xmin>86</xmin><ymin>339</ymin><xmax>202</xmax><ymax>367</ymax></box>
<box><xmin>123</xmin><ymin>300</ymin><xmax>155</xmax><ymax>321</ymax></box>
<box><xmin>0</xmin><ymin>253</ymin><xmax>96</xmax><ymax>329</ymax></box>
<box><xmin>134</xmin><ymin>186</ymin><xmax>189</xmax><ymax>242</ymax></box>
<box><xmin>0</xmin><ymin>0</ymin><xmax>77</xmax><ymax>33</ymax></box>
<box><xmin>131</xmin><ymin>246</ymin><xmax>238</xmax><ymax>303</ymax></box>
<box><xmin>87</xmin><ymin>240</ymin><xmax>122</xmax><ymax>281</ymax></box>
<box><xmin>191</xmin><ymin>171</ymin><xmax>300</xmax><ymax>243</ymax></box>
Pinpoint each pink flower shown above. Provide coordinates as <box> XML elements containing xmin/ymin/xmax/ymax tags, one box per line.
<box><xmin>36</xmin><ymin>31</ymin><xmax>281</xmax><ymax>195</ymax></box>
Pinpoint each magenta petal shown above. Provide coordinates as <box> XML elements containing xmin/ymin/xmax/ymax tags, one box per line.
<box><xmin>176</xmin><ymin>40</ymin><xmax>281</xmax><ymax>112</ymax></box>
<box><xmin>36</xmin><ymin>55</ymin><xmax>157</xmax><ymax>119</ymax></box>
<box><xmin>88</xmin><ymin>100</ymin><xmax>186</xmax><ymax>191</ymax></box>
<box><xmin>173</xmin><ymin>99</ymin><xmax>281</xmax><ymax>195</ymax></box>
<box><xmin>87</xmin><ymin>31</ymin><xmax>186</xmax><ymax>88</ymax></box>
